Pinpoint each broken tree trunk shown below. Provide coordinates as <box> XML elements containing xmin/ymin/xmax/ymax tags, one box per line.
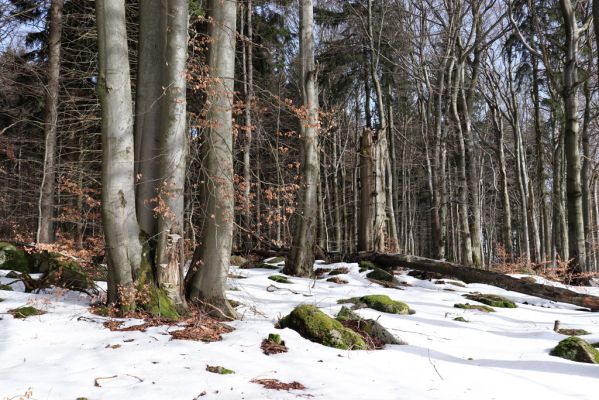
<box><xmin>359</xmin><ymin>252</ymin><xmax>599</xmax><ymax>311</ymax></box>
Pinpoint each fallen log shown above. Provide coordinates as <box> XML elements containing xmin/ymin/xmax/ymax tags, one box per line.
<box><xmin>359</xmin><ymin>252</ymin><xmax>599</xmax><ymax>312</ymax></box>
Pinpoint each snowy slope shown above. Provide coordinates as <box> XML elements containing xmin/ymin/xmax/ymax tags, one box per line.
<box><xmin>1</xmin><ymin>262</ymin><xmax>598</xmax><ymax>400</ymax></box>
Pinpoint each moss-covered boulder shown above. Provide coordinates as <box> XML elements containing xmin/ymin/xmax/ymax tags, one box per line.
<box><xmin>454</xmin><ymin>303</ymin><xmax>495</xmax><ymax>312</ymax></box>
<box><xmin>550</xmin><ymin>337</ymin><xmax>599</xmax><ymax>364</ymax></box>
<box><xmin>0</xmin><ymin>284</ymin><xmax>13</xmax><ymax>291</ymax></box>
<box><xmin>339</xmin><ymin>295</ymin><xmax>413</xmax><ymax>315</ymax></box>
<box><xmin>453</xmin><ymin>316</ymin><xmax>469</xmax><ymax>322</ymax></box>
<box><xmin>366</xmin><ymin>268</ymin><xmax>394</xmax><ymax>282</ymax></box>
<box><xmin>360</xmin><ymin>295</ymin><xmax>413</xmax><ymax>315</ymax></box>
<box><xmin>0</xmin><ymin>242</ymin><xmax>30</xmax><ymax>273</ymax></box>
<box><xmin>463</xmin><ymin>293</ymin><xmax>516</xmax><ymax>308</ymax></box>
<box><xmin>278</xmin><ymin>305</ymin><xmax>367</xmax><ymax>350</ymax></box>
<box><xmin>557</xmin><ymin>328</ymin><xmax>591</xmax><ymax>336</ymax></box>
<box><xmin>268</xmin><ymin>275</ymin><xmax>293</xmax><ymax>284</ymax></box>
<box><xmin>9</xmin><ymin>306</ymin><xmax>46</xmax><ymax>319</ymax></box>
<box><xmin>336</xmin><ymin>306</ymin><xmax>406</xmax><ymax>346</ymax></box>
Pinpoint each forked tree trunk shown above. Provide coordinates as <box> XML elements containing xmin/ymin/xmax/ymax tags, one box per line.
<box><xmin>37</xmin><ymin>0</ymin><xmax>64</xmax><ymax>244</ymax></box>
<box><xmin>186</xmin><ymin>0</ymin><xmax>238</xmax><ymax>318</ymax></box>
<box><xmin>284</xmin><ymin>0</ymin><xmax>320</xmax><ymax>276</ymax></box>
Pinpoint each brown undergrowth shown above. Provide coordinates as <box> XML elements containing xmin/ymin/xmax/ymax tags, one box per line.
<box><xmin>250</xmin><ymin>378</ymin><xmax>306</xmax><ymax>391</ymax></box>
<box><xmin>93</xmin><ymin>305</ymin><xmax>234</xmax><ymax>342</ymax></box>
<box><xmin>493</xmin><ymin>244</ymin><xmax>598</xmax><ymax>285</ymax></box>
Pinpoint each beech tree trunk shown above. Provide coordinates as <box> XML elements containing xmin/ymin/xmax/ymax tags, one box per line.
<box><xmin>96</xmin><ymin>0</ymin><xmax>142</xmax><ymax>307</ymax></box>
<box><xmin>134</xmin><ymin>0</ymin><xmax>166</xmax><ymax>237</ymax></box>
<box><xmin>155</xmin><ymin>0</ymin><xmax>188</xmax><ymax>311</ymax></box>
<box><xmin>560</xmin><ymin>0</ymin><xmax>587</xmax><ymax>272</ymax></box>
<box><xmin>358</xmin><ymin>129</ymin><xmax>373</xmax><ymax>252</ymax></box>
<box><xmin>284</xmin><ymin>0</ymin><xmax>320</xmax><ymax>276</ymax></box>
<box><xmin>37</xmin><ymin>0</ymin><xmax>64</xmax><ymax>244</ymax></box>
<box><xmin>186</xmin><ymin>0</ymin><xmax>238</xmax><ymax>318</ymax></box>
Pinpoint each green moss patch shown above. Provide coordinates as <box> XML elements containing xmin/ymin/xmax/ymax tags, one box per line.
<box><xmin>0</xmin><ymin>242</ymin><xmax>30</xmax><ymax>273</ymax></box>
<box><xmin>361</xmin><ymin>295</ymin><xmax>413</xmax><ymax>314</ymax></box>
<box><xmin>9</xmin><ymin>306</ymin><xmax>46</xmax><ymax>319</ymax></box>
<box><xmin>453</xmin><ymin>317</ymin><xmax>469</xmax><ymax>322</ymax></box>
<box><xmin>268</xmin><ymin>275</ymin><xmax>293</xmax><ymax>284</ymax></box>
<box><xmin>550</xmin><ymin>337</ymin><xmax>599</xmax><ymax>364</ymax></box>
<box><xmin>338</xmin><ymin>295</ymin><xmax>413</xmax><ymax>315</ymax></box>
<box><xmin>454</xmin><ymin>303</ymin><xmax>495</xmax><ymax>312</ymax></box>
<box><xmin>278</xmin><ymin>305</ymin><xmax>367</xmax><ymax>350</ymax></box>
<box><xmin>358</xmin><ymin>261</ymin><xmax>375</xmax><ymax>272</ymax></box>
<box><xmin>557</xmin><ymin>328</ymin><xmax>591</xmax><ymax>336</ymax></box>
<box><xmin>206</xmin><ymin>365</ymin><xmax>235</xmax><ymax>374</ymax></box>
<box><xmin>261</xmin><ymin>333</ymin><xmax>288</xmax><ymax>355</ymax></box>
<box><xmin>0</xmin><ymin>284</ymin><xmax>13</xmax><ymax>291</ymax></box>
<box><xmin>463</xmin><ymin>293</ymin><xmax>516</xmax><ymax>308</ymax></box>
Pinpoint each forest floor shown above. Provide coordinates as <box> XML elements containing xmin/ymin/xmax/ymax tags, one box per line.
<box><xmin>1</xmin><ymin>259</ymin><xmax>598</xmax><ymax>400</ymax></box>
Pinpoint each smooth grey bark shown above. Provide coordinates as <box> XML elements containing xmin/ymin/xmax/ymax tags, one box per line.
<box><xmin>241</xmin><ymin>0</ymin><xmax>254</xmax><ymax>250</ymax></box>
<box><xmin>96</xmin><ymin>0</ymin><xmax>142</xmax><ymax>306</ymax></box>
<box><xmin>187</xmin><ymin>0</ymin><xmax>238</xmax><ymax>317</ymax></box>
<box><xmin>37</xmin><ymin>0</ymin><xmax>64</xmax><ymax>244</ymax></box>
<box><xmin>490</xmin><ymin>104</ymin><xmax>513</xmax><ymax>260</ymax></box>
<box><xmin>358</xmin><ymin>129</ymin><xmax>373</xmax><ymax>252</ymax></box>
<box><xmin>155</xmin><ymin>0</ymin><xmax>188</xmax><ymax>311</ymax></box>
<box><xmin>284</xmin><ymin>0</ymin><xmax>320</xmax><ymax>276</ymax></box>
<box><xmin>450</xmin><ymin>61</ymin><xmax>473</xmax><ymax>266</ymax></box>
<box><xmin>134</xmin><ymin>0</ymin><xmax>166</xmax><ymax>237</ymax></box>
<box><xmin>560</xmin><ymin>0</ymin><xmax>587</xmax><ymax>272</ymax></box>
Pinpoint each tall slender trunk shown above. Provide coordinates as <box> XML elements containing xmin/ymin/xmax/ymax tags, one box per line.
<box><xmin>451</xmin><ymin>63</ymin><xmax>473</xmax><ymax>266</ymax></box>
<box><xmin>134</xmin><ymin>0</ymin><xmax>166</xmax><ymax>237</ymax></box>
<box><xmin>358</xmin><ymin>129</ymin><xmax>373</xmax><ymax>252</ymax></box>
<box><xmin>186</xmin><ymin>0</ymin><xmax>238</xmax><ymax>317</ymax></box>
<box><xmin>560</xmin><ymin>0</ymin><xmax>587</xmax><ymax>272</ymax></box>
<box><xmin>491</xmin><ymin>107</ymin><xmax>513</xmax><ymax>260</ymax></box>
<box><xmin>242</xmin><ymin>0</ymin><xmax>254</xmax><ymax>250</ymax></box>
<box><xmin>37</xmin><ymin>0</ymin><xmax>64</xmax><ymax>244</ymax></box>
<box><xmin>284</xmin><ymin>0</ymin><xmax>320</xmax><ymax>276</ymax></box>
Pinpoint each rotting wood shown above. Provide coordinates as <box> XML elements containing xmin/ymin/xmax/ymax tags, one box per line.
<box><xmin>359</xmin><ymin>252</ymin><xmax>599</xmax><ymax>311</ymax></box>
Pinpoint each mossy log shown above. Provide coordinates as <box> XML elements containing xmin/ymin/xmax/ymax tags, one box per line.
<box><xmin>0</xmin><ymin>242</ymin><xmax>97</xmax><ymax>294</ymax></box>
<box><xmin>359</xmin><ymin>252</ymin><xmax>599</xmax><ymax>311</ymax></box>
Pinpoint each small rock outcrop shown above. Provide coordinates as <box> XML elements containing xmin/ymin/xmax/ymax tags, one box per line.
<box><xmin>550</xmin><ymin>337</ymin><xmax>599</xmax><ymax>364</ymax></box>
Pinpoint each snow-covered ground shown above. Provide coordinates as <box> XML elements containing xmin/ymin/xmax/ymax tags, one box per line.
<box><xmin>1</xmin><ymin>261</ymin><xmax>598</xmax><ymax>400</ymax></box>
